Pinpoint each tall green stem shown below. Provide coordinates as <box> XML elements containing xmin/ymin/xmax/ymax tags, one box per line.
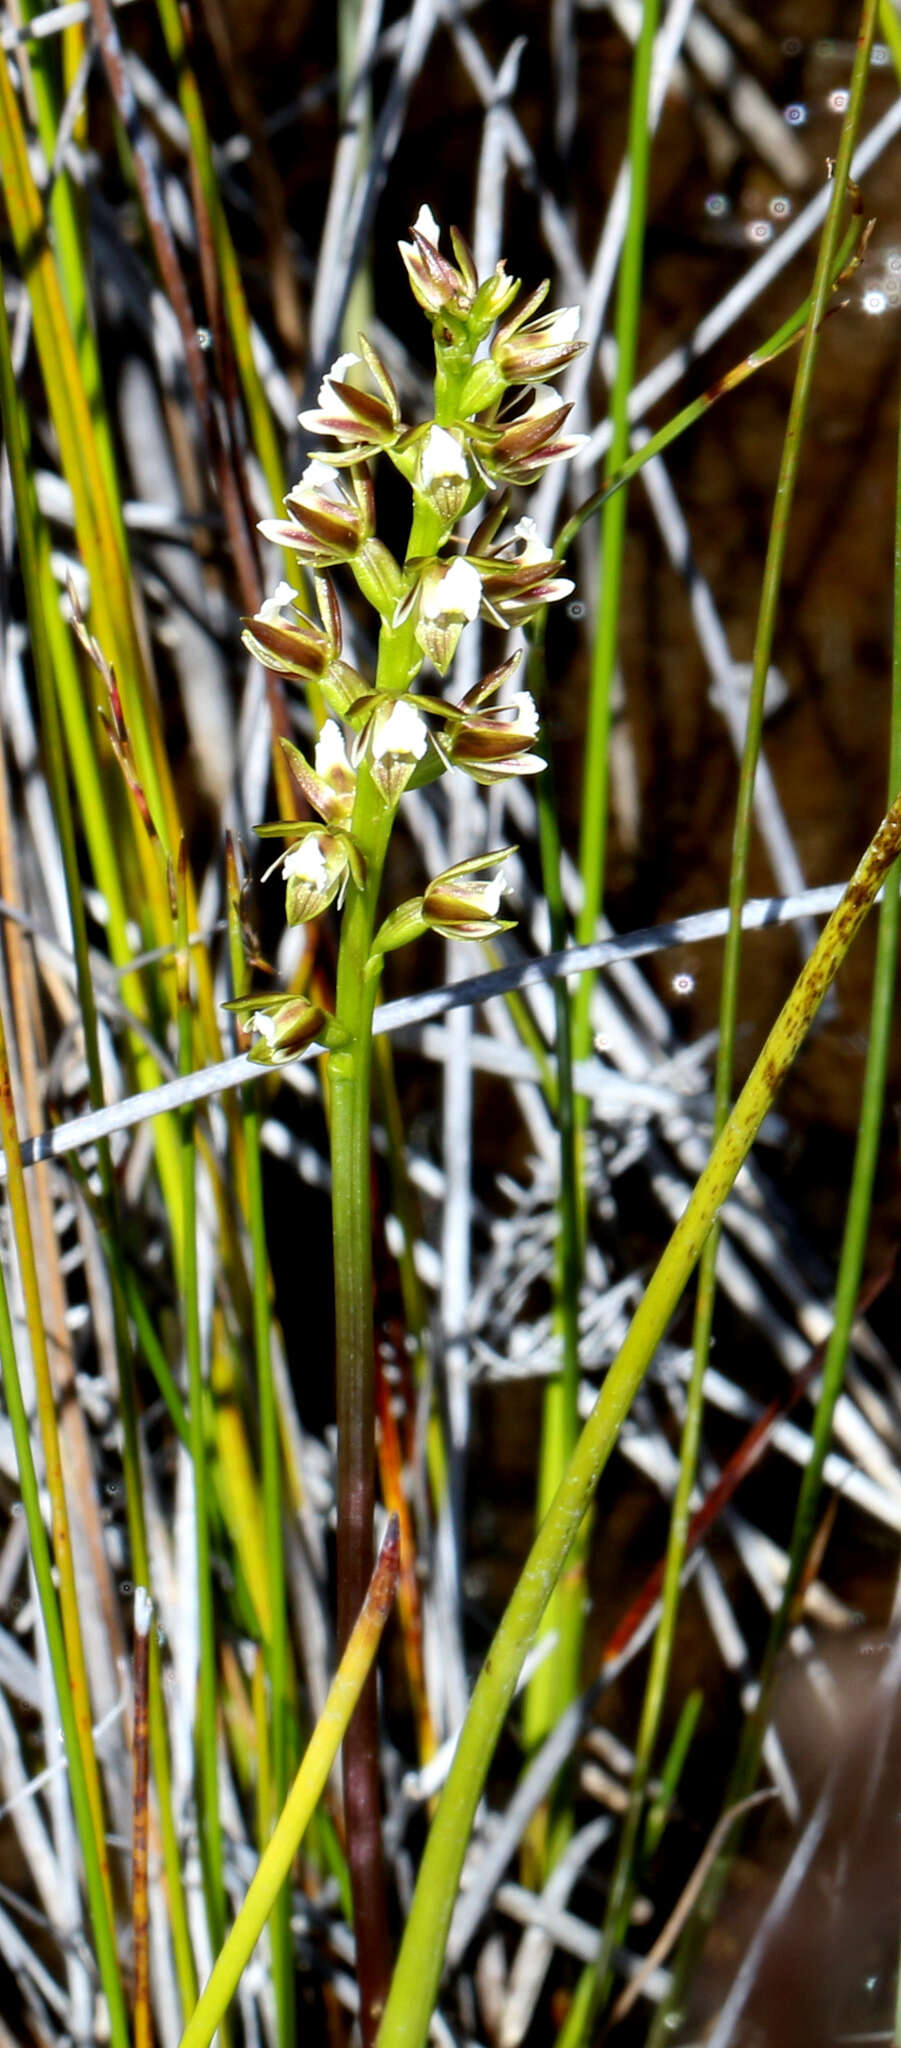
<box><xmin>177</xmin><ymin>853</ymin><xmax>227</xmax><ymax>1999</ymax></box>
<box><xmin>329</xmin><ymin>366</ymin><xmax>464</xmax><ymax>2036</ymax></box>
<box><xmin>331</xmin><ymin>763</ymin><xmax>395</xmax><ymax>2044</ymax></box>
<box><xmin>521</xmin><ymin>0</ymin><xmax>660</xmax><ymax>1866</ymax></box>
<box><xmin>521</xmin><ymin>643</ymin><xmax>586</xmax><ymax>1856</ymax></box>
<box><xmin>625</xmin><ymin>23</ymin><xmax>879</xmax><ymax>2039</ymax></box>
<box><xmin>572</xmin><ymin>0</ymin><xmax>660</xmax><ymax>1068</ymax></box>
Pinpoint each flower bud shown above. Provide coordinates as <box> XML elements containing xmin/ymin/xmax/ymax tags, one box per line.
<box><xmin>422</xmin><ymin>848</ymin><xmax>517</xmax><ymax>940</ymax></box>
<box><xmin>398</xmin><ymin>204</ymin><xmax>476</xmax><ymax>320</ymax></box>
<box><xmin>371</xmin><ymin>848</ymin><xmax>518</xmax><ymax>955</ymax></box>
<box><xmin>398</xmin><ymin>206</ymin><xmax>518</xmax><ymax>341</ymax></box>
<box><xmin>243</xmin><ymin>577</ymin><xmax>366</xmax><ymax>716</ymax></box>
<box><xmin>457</xmin><ymin>358</ymin><xmax>507</xmax><ymax>418</ymax></box>
<box><xmin>352</xmin><ymin>537</ymin><xmax>406</xmax><ymax>622</ymax></box>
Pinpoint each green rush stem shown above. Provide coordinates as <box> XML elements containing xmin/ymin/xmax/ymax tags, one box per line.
<box><xmin>18</xmin><ymin>0</ymin><xmax>125</xmax><ymax>541</ymax></box>
<box><xmin>0</xmin><ymin>1239</ymin><xmax>129</xmax><ymax>2046</ymax></box>
<box><xmin>666</xmin><ymin>213</ymin><xmax>898</xmax><ymax>2048</ymax></box>
<box><xmin>177</xmin><ymin>1523</ymin><xmax>399</xmax><ymax>2048</ymax></box>
<box><xmin>226</xmin><ymin>850</ymin><xmax>293</xmax><ymax>2048</ymax></box>
<box><xmin>521</xmin><ymin>0</ymin><xmax>657</xmax><ymax>1871</ymax></box>
<box><xmin>520</xmin><ymin>632</ymin><xmax>587</xmax><ymax>1852</ymax></box>
<box><xmin>0</xmin><ymin>994</ymin><xmax>120</xmax><ymax>1950</ymax></box>
<box><xmin>177</xmin><ymin>852</ymin><xmax>227</xmax><ymax>1985</ymax></box>
<box><xmin>0</xmin><ymin>41</ymin><xmax>224</xmax><ymax>1112</ymax></box>
<box><xmin>150</xmin><ymin>0</ymin><xmax>295</xmax><ymax>570</ymax></box>
<box><xmin>510</xmin><ymin>148</ymin><xmax>866</xmax><ymax>1932</ymax></box>
<box><xmin>338</xmin><ymin>0</ymin><xmax>375</xmax><ymax>353</ymax></box>
<box><xmin>643</xmin><ymin>5</ymin><xmax>884</xmax><ymax>2035</ymax></box>
<box><xmin>0</xmin><ymin>264</ymin><xmax>197</xmax><ymax>2018</ymax></box>
<box><xmin>331</xmin><ymin>764</ymin><xmax>395</xmax><ymax>2048</ymax></box>
<box><xmin>887</xmin><ymin>43</ymin><xmax>901</xmax><ymax>2037</ymax></box>
<box><xmin>878</xmin><ymin>0</ymin><xmax>901</xmax><ymax>74</ymax></box>
<box><xmin>572</xmin><ymin>0</ymin><xmax>661</xmax><ymax>1073</ymax></box>
<box><xmin>517</xmin><ymin>190</ymin><xmax>867</xmax><ymax>1821</ymax></box>
<box><xmin>0</xmin><ymin>222</ymin><xmax>184</xmax><ymax>1228</ymax></box>
<box><xmin>376</xmin><ymin>772</ymin><xmax>901</xmax><ymax>2048</ymax></box>
<box><xmin>643</xmin><ymin>1689</ymin><xmax>704</xmax><ymax>1864</ymax></box>
<box><xmin>565</xmin><ymin>28</ymin><xmax>877</xmax><ymax>2038</ymax></box>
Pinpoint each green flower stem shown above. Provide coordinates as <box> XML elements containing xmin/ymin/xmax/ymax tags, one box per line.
<box><xmin>332</xmin><ymin>365</ymin><xmax>467</xmax><ymax>2025</ymax></box>
<box><xmin>373</xmin><ymin>1036</ymin><xmax>449</xmax><ymax>1521</ymax></box>
<box><xmin>376</xmin><ymin>779</ymin><xmax>901</xmax><ymax>2048</ymax></box>
<box><xmin>177</xmin><ymin>1520</ymin><xmax>399</xmax><ymax>2048</ymax></box>
<box><xmin>331</xmin><ymin>761</ymin><xmax>397</xmax><ymax>2045</ymax></box>
<box><xmin>326</xmin><ymin>335</ymin><xmax>514</xmax><ymax>2026</ymax></box>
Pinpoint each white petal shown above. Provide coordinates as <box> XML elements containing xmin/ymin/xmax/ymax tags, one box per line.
<box><xmin>509</xmin><ymin>691</ymin><xmax>540</xmax><ymax>738</ymax></box>
<box><xmin>510</xmin><ymin>517</ymin><xmax>551</xmax><ymax>564</ymax></box>
<box><xmin>299</xmin><ymin>459</ymin><xmax>341</xmax><ymax>494</ymax></box>
<box><xmin>372</xmin><ymin>700</ymin><xmax>428</xmax><ymax>762</ymax></box>
<box><xmin>413</xmin><ymin>203</ymin><xmax>441</xmax><ymax>244</ymax></box>
<box><xmin>479</xmin><ymin>878</ymin><xmax>504</xmax><ymax>916</ymax></box>
<box><xmin>420</xmin><ymin>424</ymin><xmax>468</xmax><ymax>488</ymax></box>
<box><xmin>282</xmin><ymin>839</ymin><xmax>329</xmax><ymax>886</ymax></box>
<box><xmin>315</xmin><ymin>720</ymin><xmax>351</xmax><ymax>779</ymax></box>
<box><xmin>249</xmin><ymin>1010</ymin><xmax>277</xmax><ymax>1043</ymax></box>
<box><xmin>257</xmin><ymin>580</ymin><xmax>296</xmax><ymax>624</ymax></box>
<box><xmin>440</xmin><ymin>556</ymin><xmax>482</xmax><ymax>621</ymax></box>
<box><xmin>524</xmin><ymin>384</ymin><xmax>563</xmax><ymax>419</ymax></box>
<box><xmin>309</xmin><ymin>356</ymin><xmax>362</xmax><ymax>419</ymax></box>
<box><xmin>546</xmin><ymin>306</ymin><xmax>580</xmax><ymax>342</ymax></box>
<box><xmin>323</xmin><ymin>352</ymin><xmax>360</xmax><ymax>396</ymax></box>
